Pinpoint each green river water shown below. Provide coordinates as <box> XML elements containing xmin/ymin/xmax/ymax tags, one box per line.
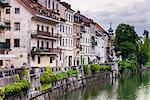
<box><xmin>60</xmin><ymin>71</ymin><xmax>150</xmax><ymax>100</ymax></box>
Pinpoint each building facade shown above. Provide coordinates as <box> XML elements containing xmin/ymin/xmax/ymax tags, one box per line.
<box><xmin>0</xmin><ymin>0</ymin><xmax>109</xmax><ymax>68</ymax></box>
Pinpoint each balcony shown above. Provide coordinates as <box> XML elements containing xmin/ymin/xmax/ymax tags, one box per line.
<box><xmin>91</xmin><ymin>36</ymin><xmax>97</xmax><ymax>46</ymax></box>
<box><xmin>91</xmin><ymin>41</ymin><xmax>97</xmax><ymax>46</ymax></box>
<box><xmin>0</xmin><ymin>0</ymin><xmax>10</xmax><ymax>8</ymax></box>
<box><xmin>0</xmin><ymin>42</ymin><xmax>10</xmax><ymax>50</ymax></box>
<box><xmin>31</xmin><ymin>31</ymin><xmax>59</xmax><ymax>40</ymax></box>
<box><xmin>31</xmin><ymin>47</ymin><xmax>61</xmax><ymax>55</ymax></box>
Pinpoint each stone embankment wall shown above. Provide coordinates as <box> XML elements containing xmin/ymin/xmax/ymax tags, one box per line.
<box><xmin>30</xmin><ymin>71</ymin><xmax>111</xmax><ymax>100</ymax></box>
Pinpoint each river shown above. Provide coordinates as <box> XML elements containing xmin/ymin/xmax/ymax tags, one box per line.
<box><xmin>60</xmin><ymin>71</ymin><xmax>150</xmax><ymax>100</ymax></box>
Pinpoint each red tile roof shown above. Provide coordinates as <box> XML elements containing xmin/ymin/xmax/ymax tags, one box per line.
<box><xmin>96</xmin><ymin>23</ymin><xmax>107</xmax><ymax>33</ymax></box>
<box><xmin>18</xmin><ymin>0</ymin><xmax>59</xmax><ymax>17</ymax></box>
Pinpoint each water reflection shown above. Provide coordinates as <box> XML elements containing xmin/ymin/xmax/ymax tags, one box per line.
<box><xmin>60</xmin><ymin>71</ymin><xmax>150</xmax><ymax>100</ymax></box>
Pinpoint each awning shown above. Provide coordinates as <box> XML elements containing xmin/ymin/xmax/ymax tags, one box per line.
<box><xmin>89</xmin><ymin>56</ymin><xmax>96</xmax><ymax>61</ymax></box>
<box><xmin>96</xmin><ymin>56</ymin><xmax>101</xmax><ymax>60</ymax></box>
<box><xmin>0</xmin><ymin>55</ymin><xmax>18</xmax><ymax>60</ymax></box>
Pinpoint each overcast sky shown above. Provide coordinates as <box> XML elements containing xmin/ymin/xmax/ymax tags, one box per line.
<box><xmin>62</xmin><ymin>0</ymin><xmax>150</xmax><ymax>35</ymax></box>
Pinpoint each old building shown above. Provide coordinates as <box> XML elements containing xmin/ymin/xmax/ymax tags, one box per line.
<box><xmin>2</xmin><ymin>0</ymin><xmax>61</xmax><ymax>68</ymax></box>
<box><xmin>95</xmin><ymin>23</ymin><xmax>108</xmax><ymax>63</ymax></box>
<box><xmin>0</xmin><ymin>0</ymin><xmax>14</xmax><ymax>68</ymax></box>
<box><xmin>73</xmin><ymin>11</ymin><xmax>81</xmax><ymax>66</ymax></box>
<box><xmin>0</xmin><ymin>0</ymin><xmax>109</xmax><ymax>68</ymax></box>
<box><xmin>58</xmin><ymin>2</ymin><xmax>75</xmax><ymax>66</ymax></box>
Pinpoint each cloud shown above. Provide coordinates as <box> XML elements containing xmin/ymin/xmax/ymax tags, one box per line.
<box><xmin>62</xmin><ymin>0</ymin><xmax>150</xmax><ymax>35</ymax></box>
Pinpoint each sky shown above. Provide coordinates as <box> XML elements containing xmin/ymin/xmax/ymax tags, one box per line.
<box><xmin>62</xmin><ymin>0</ymin><xmax>150</xmax><ymax>35</ymax></box>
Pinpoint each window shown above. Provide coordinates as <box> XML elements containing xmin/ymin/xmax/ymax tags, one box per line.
<box><xmin>48</xmin><ymin>0</ymin><xmax>51</xmax><ymax>8</ymax></box>
<box><xmin>63</xmin><ymin>26</ymin><xmax>64</xmax><ymax>32</ymax></box>
<box><xmin>66</xmin><ymin>13</ymin><xmax>68</xmax><ymax>20</ymax></box>
<box><xmin>68</xmin><ymin>39</ymin><xmax>70</xmax><ymax>47</ymax></box>
<box><xmin>0</xmin><ymin>60</ymin><xmax>3</xmax><ymax>66</ymax></box>
<box><xmin>38</xmin><ymin>56</ymin><xmax>40</xmax><ymax>64</ymax></box>
<box><xmin>41</xmin><ymin>41</ymin><xmax>44</xmax><ymax>48</ymax></box>
<box><xmin>5</xmin><ymin>22</ymin><xmax>11</xmax><ymax>31</ymax></box>
<box><xmin>69</xmin><ymin>26</ymin><xmax>70</xmax><ymax>34</ymax></box>
<box><xmin>37</xmin><ymin>25</ymin><xmax>40</xmax><ymax>31</ymax></box>
<box><xmin>60</xmin><ymin>36</ymin><xmax>62</xmax><ymax>46</ymax></box>
<box><xmin>15</xmin><ymin>8</ymin><xmax>20</xmax><ymax>14</ymax></box>
<box><xmin>46</xmin><ymin>26</ymin><xmax>49</xmax><ymax>32</ymax></box>
<box><xmin>14</xmin><ymin>22</ymin><xmax>20</xmax><ymax>30</ymax></box>
<box><xmin>6</xmin><ymin>39</ymin><xmax>10</xmax><ymax>48</ymax></box>
<box><xmin>46</xmin><ymin>42</ymin><xmax>49</xmax><ymax>48</ymax></box>
<box><xmin>51</xmin><ymin>28</ymin><xmax>54</xmax><ymax>36</ymax></box>
<box><xmin>62</xmin><ymin>39</ymin><xmax>64</xmax><ymax>46</ymax></box>
<box><xmin>41</xmin><ymin>25</ymin><xmax>44</xmax><ymax>31</ymax></box>
<box><xmin>52</xmin><ymin>2</ymin><xmax>54</xmax><ymax>10</ymax></box>
<box><xmin>50</xmin><ymin>57</ymin><xmax>53</xmax><ymax>63</ymax></box>
<box><xmin>69</xmin><ymin>14</ymin><xmax>70</xmax><ymax>22</ymax></box>
<box><xmin>60</xmin><ymin>25</ymin><xmax>62</xmax><ymax>32</ymax></box>
<box><xmin>14</xmin><ymin>39</ymin><xmax>20</xmax><ymax>47</ymax></box>
<box><xmin>66</xmin><ymin>39</ymin><xmax>67</xmax><ymax>47</ymax></box>
<box><xmin>37</xmin><ymin>41</ymin><xmax>39</xmax><ymax>48</ymax></box>
<box><xmin>66</xmin><ymin>26</ymin><xmax>67</xmax><ymax>33</ymax></box>
<box><xmin>6</xmin><ymin>9</ymin><xmax>10</xmax><ymax>14</ymax></box>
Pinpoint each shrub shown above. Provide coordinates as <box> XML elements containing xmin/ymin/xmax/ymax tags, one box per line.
<box><xmin>118</xmin><ymin>60</ymin><xmax>139</xmax><ymax>73</ymax></box>
<box><xmin>4</xmin><ymin>80</ymin><xmax>30</xmax><ymax>96</ymax></box>
<box><xmin>90</xmin><ymin>64</ymin><xmax>101</xmax><ymax>73</ymax></box>
<box><xmin>102</xmin><ymin>65</ymin><xmax>111</xmax><ymax>71</ymax></box>
<box><xmin>67</xmin><ymin>69</ymin><xmax>78</xmax><ymax>76</ymax></box>
<box><xmin>55</xmin><ymin>72</ymin><xmax>68</xmax><ymax>80</ymax></box>
<box><xmin>83</xmin><ymin>65</ymin><xmax>90</xmax><ymax>75</ymax></box>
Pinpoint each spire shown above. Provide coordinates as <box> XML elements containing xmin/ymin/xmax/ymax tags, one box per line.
<box><xmin>108</xmin><ymin>21</ymin><xmax>113</xmax><ymax>33</ymax></box>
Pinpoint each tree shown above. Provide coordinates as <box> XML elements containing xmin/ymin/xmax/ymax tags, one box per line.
<box><xmin>138</xmin><ymin>30</ymin><xmax>150</xmax><ymax>65</ymax></box>
<box><xmin>114</xmin><ymin>24</ymin><xmax>139</xmax><ymax>60</ymax></box>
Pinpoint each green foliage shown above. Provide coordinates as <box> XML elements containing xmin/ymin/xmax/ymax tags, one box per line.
<box><xmin>15</xmin><ymin>74</ymin><xmax>20</xmax><ymax>82</ymax></box>
<box><xmin>24</xmin><ymin>69</ymin><xmax>29</xmax><ymax>76</ymax></box>
<box><xmin>40</xmin><ymin>69</ymin><xmax>78</xmax><ymax>90</ymax></box>
<box><xmin>67</xmin><ymin>69</ymin><xmax>78</xmax><ymax>76</ymax></box>
<box><xmin>90</xmin><ymin>64</ymin><xmax>101</xmax><ymax>73</ymax></box>
<box><xmin>40</xmin><ymin>73</ymin><xmax>52</xmax><ymax>84</ymax></box>
<box><xmin>118</xmin><ymin>60</ymin><xmax>139</xmax><ymax>73</ymax></box>
<box><xmin>0</xmin><ymin>87</ymin><xmax>5</xmax><ymax>94</ymax></box>
<box><xmin>83</xmin><ymin>65</ymin><xmax>90</xmax><ymax>75</ymax></box>
<box><xmin>102</xmin><ymin>65</ymin><xmax>112</xmax><ymax>71</ymax></box>
<box><xmin>144</xmin><ymin>62</ymin><xmax>150</xmax><ymax>66</ymax></box>
<box><xmin>114</xmin><ymin>24</ymin><xmax>139</xmax><ymax>60</ymax></box>
<box><xmin>40</xmin><ymin>83</ymin><xmax>52</xmax><ymax>91</ymax></box>
<box><xmin>45</xmin><ymin>66</ymin><xmax>52</xmax><ymax>74</ymax></box>
<box><xmin>3</xmin><ymin>80</ymin><xmax>30</xmax><ymax>96</ymax></box>
<box><xmin>90</xmin><ymin>64</ymin><xmax>112</xmax><ymax>73</ymax></box>
<box><xmin>138</xmin><ymin>30</ymin><xmax>150</xmax><ymax>65</ymax></box>
<box><xmin>55</xmin><ymin>72</ymin><xmax>68</xmax><ymax>80</ymax></box>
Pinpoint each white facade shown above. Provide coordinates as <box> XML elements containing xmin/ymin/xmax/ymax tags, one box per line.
<box><xmin>0</xmin><ymin>0</ymin><xmax>109</xmax><ymax>68</ymax></box>
<box><xmin>58</xmin><ymin>2</ymin><xmax>75</xmax><ymax>66</ymax></box>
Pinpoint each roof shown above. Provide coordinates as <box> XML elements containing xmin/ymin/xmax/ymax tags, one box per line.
<box><xmin>18</xmin><ymin>0</ymin><xmax>59</xmax><ymax>17</ymax></box>
<box><xmin>95</xmin><ymin>23</ymin><xmax>107</xmax><ymax>34</ymax></box>
<box><xmin>75</xmin><ymin>11</ymin><xmax>95</xmax><ymax>27</ymax></box>
<box><xmin>60</xmin><ymin>2</ymin><xmax>75</xmax><ymax>12</ymax></box>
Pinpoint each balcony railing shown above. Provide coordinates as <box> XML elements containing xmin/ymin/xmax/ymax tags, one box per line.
<box><xmin>31</xmin><ymin>47</ymin><xmax>61</xmax><ymax>55</ymax></box>
<box><xmin>0</xmin><ymin>42</ymin><xmax>10</xmax><ymax>50</ymax></box>
<box><xmin>31</xmin><ymin>30</ymin><xmax>58</xmax><ymax>40</ymax></box>
<box><xmin>0</xmin><ymin>0</ymin><xmax>10</xmax><ymax>8</ymax></box>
